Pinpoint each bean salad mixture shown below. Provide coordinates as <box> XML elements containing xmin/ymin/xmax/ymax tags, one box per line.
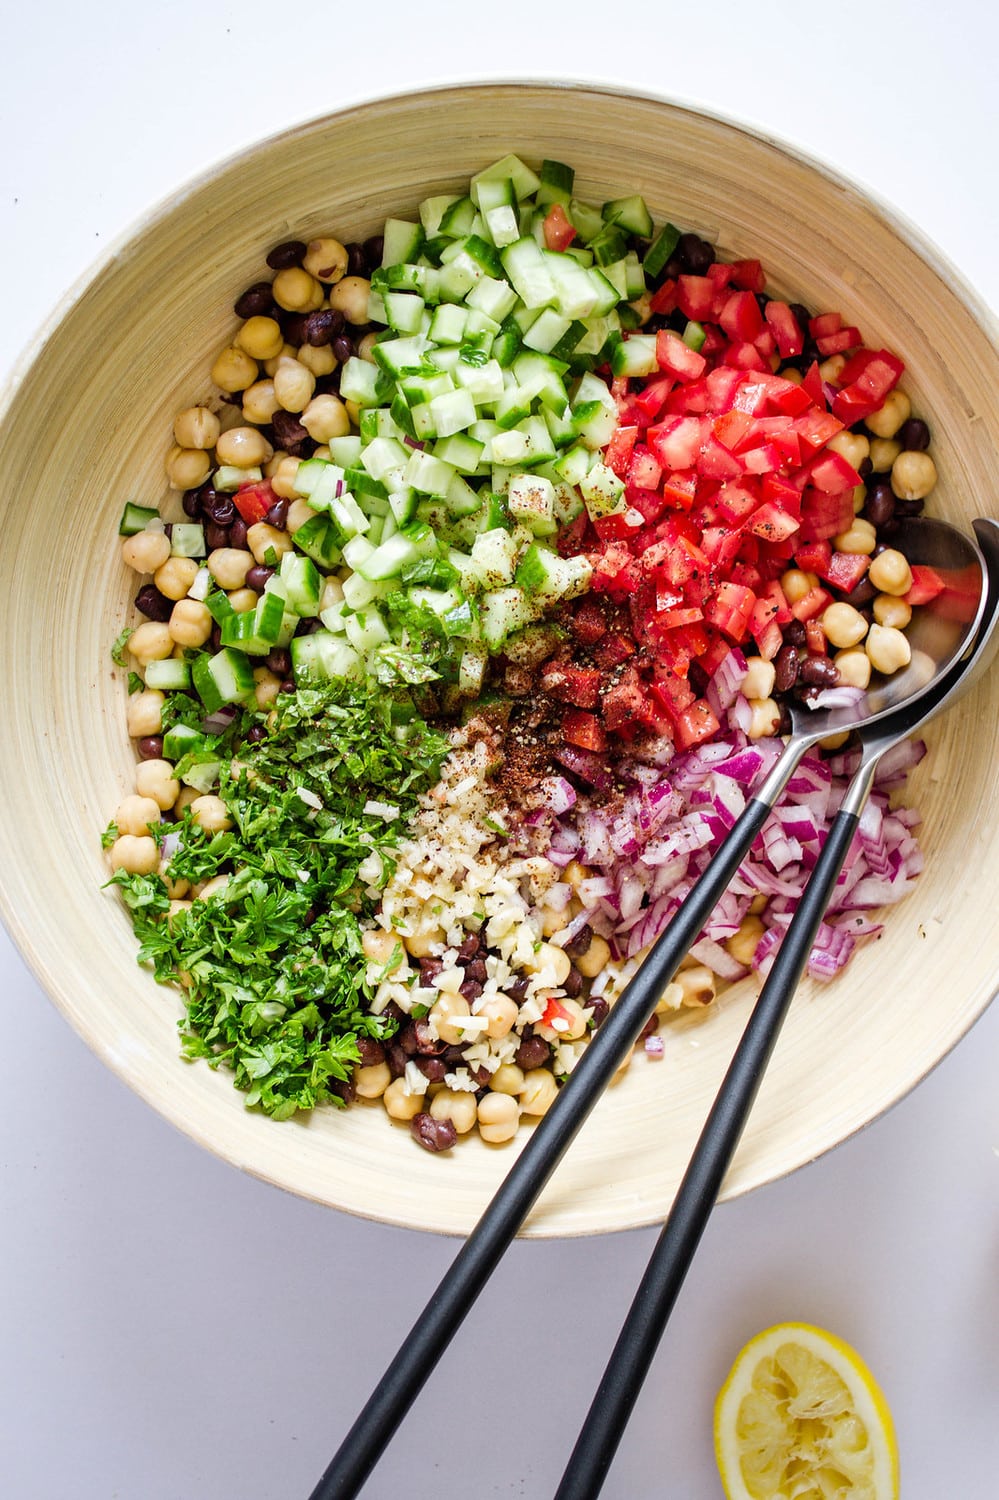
<box><xmin>105</xmin><ymin>155</ymin><xmax>951</xmax><ymax>1151</ymax></box>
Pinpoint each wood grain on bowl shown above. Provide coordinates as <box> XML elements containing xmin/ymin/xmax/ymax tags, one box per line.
<box><xmin>0</xmin><ymin>82</ymin><xmax>997</xmax><ymax>1237</ymax></box>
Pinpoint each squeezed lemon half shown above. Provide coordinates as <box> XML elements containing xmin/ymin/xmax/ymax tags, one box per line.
<box><xmin>714</xmin><ymin>1322</ymin><xmax>899</xmax><ymax>1500</ymax></box>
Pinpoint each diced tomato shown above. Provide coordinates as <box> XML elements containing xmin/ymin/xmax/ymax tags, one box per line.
<box><xmin>794</xmin><ymin>539</ymin><xmax>832</xmax><ymax>574</ymax></box>
<box><xmin>754</xmin><ymin>617</ymin><xmax>785</xmax><ymax>660</ymax></box>
<box><xmin>542</xmin><ymin>203</ymin><xmax>576</xmax><ymax>252</ymax></box>
<box><xmin>656</xmin><ymin>329</ymin><xmax>707</xmax><ymax>381</ymax></box>
<box><xmin>234</xmin><ymin>478</ymin><xmax>276</xmax><ymax>525</ymax></box>
<box><xmin>632</xmin><ymin>377</ymin><xmax>674</xmax><ymax>422</ymax></box>
<box><xmin>804</xmin><ymin>618</ymin><xmax>828</xmax><ymax>654</ymax></box>
<box><xmin>712</xmin><ymin>408</ymin><xmax>755</xmax><ymax>453</ymax></box>
<box><xmin>570</xmin><ymin>597</ymin><xmax>608</xmax><ymax>646</ymax></box>
<box><xmin>540</xmin><ymin>663</ymin><xmax>603</xmax><ymax>709</ymax></box>
<box><xmin>904</xmin><ymin>563</ymin><xmax>946</xmax><ymax>607</ymax></box>
<box><xmin>705</xmin><ymin>581</ymin><xmax>757</xmax><ymax>642</ymax></box>
<box><xmin>707</xmin><ymin>261</ymin><xmax>735</xmax><ymax>290</ymax></box>
<box><xmin>798</xmin><ymin>487</ymin><xmax>855</xmax><ymax>543</ymax></box>
<box><xmin>561</xmin><ymin>708</ymin><xmax>607</xmax><ymax>752</ymax></box>
<box><xmin>729</xmin><ymin>259</ymin><xmax>766</xmax><ymax>294</ymax></box>
<box><xmin>719</xmin><ymin>289</ymin><xmax>764</xmax><ymax>343</ymax></box>
<box><xmin>716</xmin><ymin>481</ymin><xmax>761</xmax><ymax>525</ymax></box>
<box><xmin>805</xmin><ymin>449</ymin><xmax>862</xmax><ymax>493</ymax></box>
<box><xmin>697</xmin><ymin>434</ymin><xmax>746</xmax><ymax>480</ymax></box>
<box><xmin>831</xmin><ymin>351</ymin><xmax>905</xmax><ymax>425</ymax></box>
<box><xmin>744</xmin><ymin>503</ymin><xmax>799</xmax><ymax>543</ymax></box>
<box><xmin>821</xmin><ymin>550</ymin><xmax>870</xmax><ymax>594</ymax></box>
<box><xmin>674</xmin><ymin>698</ymin><xmax>721</xmax><ymax>750</ymax></box>
<box><xmin>650</xmin><ymin>670</ymin><xmax>696</xmax><ymax>722</ymax></box>
<box><xmin>648</xmin><ymin>415</ymin><xmax>704</xmax><ymax>471</ymax></box>
<box><xmin>836</xmin><ymin>346</ymin><xmax>904</xmax><ymax>389</ymax></box>
<box><xmin>603</xmin><ymin>663</ymin><xmax>648</xmax><ymax>732</ymax></box>
<box><xmin>809</xmin><ymin>311</ymin><xmax>842</xmax><ymax>339</ymax></box>
<box><xmin>761</xmin><ymin>473</ymin><xmax>803</xmax><ymax>516</ymax></box>
<box><xmin>801</xmin><ymin>361</ymin><xmax>826</xmax><ymax>407</ymax></box>
<box><xmin>815</xmin><ymin>326</ymin><xmax>861</xmax><ymax>357</ymax></box>
<box><xmin>627</xmin><ymin>445</ymin><xmax>662</xmax><ymax>490</ymax></box>
<box><xmin>660</xmin><ymin>470</ymin><xmax>698</xmax><ymax>511</ymax></box>
<box><xmin>764</xmin><ymin>301</ymin><xmax>805</xmax><ymax>358</ymax></box>
<box><xmin>790</xmin><ymin>585</ymin><xmax>833</xmax><ymax>622</ymax></box>
<box><xmin>648</xmin><ymin>278</ymin><xmax>678</xmax><ymax>315</ymax></box>
<box><xmin>605</xmin><ymin>424</ymin><xmax>639</xmax><ymax>477</ymax></box>
<box><xmin>541</xmin><ymin>996</ymin><xmax>577</xmax><ymax>1031</ymax></box>
<box><xmin>698</xmin><ymin>525</ymin><xmax>743</xmax><ymax>572</ymax></box>
<box><xmin>592</xmin><ymin>632</ymin><xmax>637</xmax><ymax>669</ymax></box>
<box><xmin>722</xmin><ymin>341</ymin><xmax>770</xmax><ymax>373</ymax></box>
<box><xmin>728</xmin><ymin>559</ymin><xmax>763</xmax><ymax>592</ymax></box>
<box><xmin>557</xmin><ymin>511</ymin><xmax>591</xmax><ymax>557</ymax></box>
<box><xmin>676</xmin><ymin>275</ymin><xmax>719</xmax><ymax>321</ymax></box>
<box><xmin>705</xmin><ymin>366</ymin><xmax>746</xmax><ymax>411</ymax></box>
<box><xmin>656</xmin><ymin>605</ymin><xmax>705</xmax><ymax>630</ymax></box>
<box><xmin>792</xmin><ymin>408</ymin><xmax>844</xmax><ymax>457</ymax></box>
<box><xmin>741</xmin><ymin>442</ymin><xmax>780</xmax><ymax>474</ymax></box>
<box><xmin>766</xmin><ymin>378</ymin><xmax>813</xmax><ymax>418</ymax></box>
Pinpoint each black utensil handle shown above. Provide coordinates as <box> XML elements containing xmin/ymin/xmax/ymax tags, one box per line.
<box><xmin>308</xmin><ymin>793</ymin><xmax>777</xmax><ymax>1500</ymax></box>
<box><xmin>553</xmin><ymin>805</ymin><xmax>861</xmax><ymax>1500</ymax></box>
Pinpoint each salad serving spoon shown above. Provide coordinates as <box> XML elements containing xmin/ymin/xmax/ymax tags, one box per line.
<box><xmin>308</xmin><ymin>515</ymin><xmax>988</xmax><ymax>1500</ymax></box>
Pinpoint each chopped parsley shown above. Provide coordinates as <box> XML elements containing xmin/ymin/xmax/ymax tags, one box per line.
<box><xmin>108</xmin><ymin>682</ymin><xmax>448</xmax><ymax>1119</ymax></box>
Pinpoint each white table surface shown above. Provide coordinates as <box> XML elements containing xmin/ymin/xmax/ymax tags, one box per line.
<box><xmin>2</xmin><ymin>4</ymin><xmax>997</xmax><ymax>1497</ymax></box>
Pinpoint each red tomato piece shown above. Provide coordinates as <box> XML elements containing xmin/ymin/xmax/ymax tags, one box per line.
<box><xmin>648</xmin><ymin>415</ymin><xmax>704</xmax><ymax>471</ymax></box>
<box><xmin>705</xmin><ymin>581</ymin><xmax>757</xmax><ymax>642</ymax></box>
<box><xmin>745</xmin><ymin>503</ymin><xmax>800</xmax><ymax>543</ymax></box>
<box><xmin>656</xmin><ymin>329</ymin><xmax>708</xmax><ymax>381</ymax></box>
<box><xmin>712</xmin><ymin>408</ymin><xmax>755</xmax><ymax>453</ymax></box>
<box><xmin>542</xmin><ymin>996</ymin><xmax>576</xmax><ymax>1031</ymax></box>
<box><xmin>792</xmin><ymin>408</ymin><xmax>845</xmax><ymax>457</ymax></box>
<box><xmin>764</xmin><ymin>301</ymin><xmax>805</xmax><ymax>358</ymax></box>
<box><xmin>674</xmin><ymin>698</ymin><xmax>722</xmax><ymax>750</ymax></box>
<box><xmin>648</xmin><ymin>278</ymin><xmax>678</xmax><ymax>315</ymax></box>
<box><xmin>804</xmin><ymin>618</ymin><xmax>828</xmax><ymax>654</ymax></box>
<box><xmin>794</xmin><ymin>539</ymin><xmax>833</xmax><ymax>574</ymax></box>
<box><xmin>627</xmin><ymin>445</ymin><xmax>662</xmax><ymax>490</ymax></box>
<box><xmin>632</xmin><ymin>377</ymin><xmax>673</xmax><ymax>422</ymax></box>
<box><xmin>904</xmin><ymin>564</ymin><xmax>946</xmax><ymax>606</ymax></box>
<box><xmin>719</xmin><ymin>290</ymin><xmax>764</xmax><ymax>343</ymax></box>
<box><xmin>540</xmin><ymin>663</ymin><xmax>603</xmax><ymax>709</ymax></box>
<box><xmin>543</xmin><ymin>203</ymin><xmax>576</xmax><ymax>252</ymax></box>
<box><xmin>722</xmin><ymin>342</ymin><xmax>770</xmax><ymax>373</ymax></box>
<box><xmin>791</xmin><ymin>585</ymin><xmax>834</xmax><ymax>622</ymax></box>
<box><xmin>234</xmin><ymin>478</ymin><xmax>276</xmax><ymax>524</ymax></box>
<box><xmin>650</xmin><ymin>671</ymin><xmax>696</xmax><ymax>723</ymax></box>
<box><xmin>805</xmin><ymin>449</ymin><xmax>862</xmax><ymax>493</ymax></box>
<box><xmin>676</xmin><ymin>275</ymin><xmax>719</xmax><ymax>321</ymax></box>
<box><xmin>592</xmin><ymin>632</ymin><xmax>637</xmax><ymax>669</ymax></box>
<box><xmin>603</xmin><ymin>664</ymin><xmax>648</xmax><ymax>732</ymax></box>
<box><xmin>801</xmin><ymin>362</ymin><xmax>826</xmax><ymax>407</ymax></box>
<box><xmin>605</xmin><ymin>424</ymin><xmax>639</xmax><ymax>477</ymax></box>
<box><xmin>821</xmin><ymin>551</ymin><xmax>871</xmax><ymax>594</ymax></box>
<box><xmin>707</xmin><ymin>261</ymin><xmax>735</xmax><ymax>289</ymax></box>
<box><xmin>697</xmin><ymin>434</ymin><xmax>746</xmax><ymax>480</ymax></box>
<box><xmin>729</xmin><ymin>259</ymin><xmax>767</xmax><ymax>293</ymax></box>
<box><xmin>661</xmin><ymin>470</ymin><xmax>698</xmax><ymax>511</ymax></box>
<box><xmin>561</xmin><ymin>708</ymin><xmax>607</xmax><ymax>752</ymax></box>
<box><xmin>716</xmin><ymin>481</ymin><xmax>761</xmax><ymax>524</ymax></box>
<box><xmin>762</xmin><ymin>473</ymin><xmax>804</xmax><ymax>515</ymax></box>
<box><xmin>815</xmin><ymin>327</ymin><xmax>862</xmax><ymax>357</ymax></box>
<box><xmin>809</xmin><ymin>311</ymin><xmax>842</xmax><ymax>339</ymax></box>
<box><xmin>570</xmin><ymin>597</ymin><xmax>609</xmax><ymax>647</ymax></box>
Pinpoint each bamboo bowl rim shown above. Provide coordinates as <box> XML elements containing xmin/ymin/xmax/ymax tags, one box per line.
<box><xmin>1</xmin><ymin>80</ymin><xmax>997</xmax><ymax>1238</ymax></box>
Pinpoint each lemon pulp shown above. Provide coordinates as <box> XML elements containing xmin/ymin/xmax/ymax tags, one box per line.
<box><xmin>714</xmin><ymin>1322</ymin><xmax>899</xmax><ymax>1500</ymax></box>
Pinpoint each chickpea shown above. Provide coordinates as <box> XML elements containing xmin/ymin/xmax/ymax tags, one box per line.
<box><xmin>272</xmin><ymin>266</ymin><xmax>323</xmax><ymax>312</ymax></box>
<box><xmin>677</xmin><ymin>965</ymin><xmax>716</xmax><ymax>1008</ymax></box>
<box><xmin>354</xmin><ymin>1061</ymin><xmax>391</xmax><ymax>1100</ymax></box>
<box><xmin>742</xmin><ymin>655</ymin><xmax>776</xmax><ymax>700</ymax></box>
<box><xmin>235</xmin><ymin>315</ymin><xmax>284</xmax><ymax>361</ymax></box>
<box><xmin>819</xmin><ymin>730</ymin><xmax>851</xmax><ymax>751</ymax></box>
<box><xmin>429</xmin><ymin>992</ymin><xmax>470</xmax><ymax>1045</ymax></box>
<box><xmin>241</xmin><ymin>378</ymin><xmax>280</xmax><ymax>426</ymax></box>
<box><xmin>272</xmin><ymin>458</ymin><xmax>304</xmax><ymax>503</ymax></box>
<box><xmin>490</xmin><ymin>1063</ymin><xmax>526</xmax><ymax>1096</ymax></box>
<box><xmin>301</xmin><ymin>393</ymin><xmax>351</xmax><ymax>442</ymax></box>
<box><xmin>159</xmin><ymin>861</ymin><xmax>190</xmax><ymax>900</ymax></box>
<box><xmin>818</xmin><ymin>353</ymin><xmax>846</xmax><ymax>384</ymax></box>
<box><xmin>128</xmin><ymin>621</ymin><xmax>173</xmax><ymax>665</ymax></box>
<box><xmin>122</xmin><ymin>529</ymin><xmax>171</xmax><ymax>575</ymax></box>
<box><xmin>868</xmin><ymin>437</ymin><xmax>902</xmax><ymax>473</ymax></box>
<box><xmin>725</xmin><ymin>915</ymin><xmax>766</xmax><ymax>968</ymax></box>
<box><xmin>135</xmin><ymin>758</ymin><xmax>180</xmax><ymax>811</ymax></box>
<box><xmin>153</xmin><ymin>555</ymin><xmax>199</xmax><ymax>601</ymax></box>
<box><xmin>320</xmin><ymin>575</ymin><xmax>345</xmax><ymax>611</ymax></box>
<box><xmin>524</xmin><ymin>940</ymin><xmax>571</xmax><ymax>986</ymax></box>
<box><xmin>851</xmin><ymin>483</ymin><xmax>867</xmax><ymax>516</ymax></box>
<box><xmin>228</xmin><ymin>587</ymin><xmax>258</xmax><ymax>613</ymax></box>
<box><xmin>361</xmin><ymin>927</ymin><xmax>398</xmax><ymax>965</ymax></box>
<box><xmin>126</xmin><ymin>688</ymin><xmax>165</xmax><ymax>737</ymax></box>
<box><xmin>166</xmin><ymin>899</ymin><xmax>193</xmax><ymax>926</ymax></box>
<box><xmin>215</xmin><ymin>425</ymin><xmax>273</xmax><ymax>469</ymax></box>
<box><xmin>868</xmin><ymin>548</ymin><xmax>912</xmax><ymax>596</ymax></box>
<box><xmin>827</xmin><ymin>430</ymin><xmax>870</xmax><ymax>471</ymax></box>
<box><xmin>546</xmin><ymin>996</ymin><xmax>588</xmax><ymax>1041</ymax></box>
<box><xmin>247</xmin><ymin>666</ymin><xmax>278</xmax><ymax>711</ymax></box>
<box><xmin>402</xmin><ymin>911</ymin><xmax>442</xmax><ymax>958</ymax></box>
<box><xmin>165</xmin><ymin>445</ymin><xmax>211</xmax><ymax>491</ymax></box>
<box><xmin>563</xmin><ymin>860</ymin><xmax>590</xmax><ymax>890</ymax></box>
<box><xmin>891</xmin><ymin>450</ymin><xmax>937</xmax><ymax>501</ymax></box>
<box><xmin>296</xmin><ymin>342</ymin><xmax>337</xmax><ymax>377</ymax></box>
<box><xmin>195</xmin><ymin>874</ymin><xmax>231</xmax><ymax>903</ymax></box>
<box><xmin>344</xmin><ymin>399</ymin><xmax>362</xmax><ymax>427</ymax></box>
<box><xmin>210</xmin><ymin>344</ymin><xmax>258</xmax><ymax>393</ymax></box>
<box><xmin>114</xmin><ymin>793</ymin><xmax>161</xmax><ymax>836</ymax></box>
<box><xmin>834</xmin><ymin>648</ymin><xmax>872</xmax><ymax>690</ymax></box>
<box><xmin>108</xmin><ymin>834</ymin><xmax>159</xmax><ymax>875</ymax></box>
<box><xmin>173</xmin><ymin>405</ymin><xmax>220</xmax><ymax>450</ymax></box>
<box><xmin>207</xmin><ymin>547</ymin><xmax>254</xmax><ymax>590</ymax></box>
<box><xmin>263</xmin><ymin>342</ymin><xmax>298</xmax><ymax>377</ymax></box>
<box><xmin>477</xmin><ymin>1091</ymin><xmax>520</xmax><ymax>1144</ymax></box>
<box><xmin>519</xmin><ymin>1068</ymin><xmax>558</xmax><ymax>1117</ymax></box>
<box><xmin>747</xmin><ymin>697</ymin><xmax>780</xmax><ymax>739</ymax></box>
<box><xmin>833</xmin><ymin>518</ymin><xmax>877</xmax><ymax>556</ymax></box>
<box><xmin>873</xmin><ymin>593</ymin><xmax>912</xmax><ymax>630</ymax></box>
<box><xmin>383</xmin><ymin>1078</ymin><xmax>423</xmax><ymax>1122</ymax></box>
<box><xmin>866</xmin><ymin>624</ymin><xmax>911</xmax><ymax>675</ymax></box>
<box><xmin>429</xmin><ymin>1088</ymin><xmax>477</xmax><ymax>1134</ymax></box>
<box><xmin>273</xmin><ymin>356</ymin><xmax>316</xmax><ymax>414</ymax></box>
<box><xmin>329</xmin><ymin>275</ymin><xmax>372</xmax><ymax>325</ymax></box>
<box><xmin>174</xmin><ymin>785</ymin><xmax>199</xmax><ymax>817</ymax></box>
<box><xmin>821</xmin><ymin>601</ymin><xmax>869</xmax><ymax>650</ymax></box>
<box><xmin>357</xmin><ymin>331</ymin><xmax>380</xmax><ymax>363</ymax></box>
<box><xmin>576</xmin><ymin>933</ymin><xmax>610</xmax><ymax>979</ymax></box>
<box><xmin>189</xmin><ymin>794</ymin><xmax>233</xmax><ymax>834</ymax></box>
<box><xmin>479</xmin><ymin>994</ymin><xmax>519</xmax><ymax>1039</ymax></box>
<box><xmin>865</xmin><ymin>388</ymin><xmax>911</xmax><ymax>440</ymax></box>
<box><xmin>303</xmin><ymin>236</ymin><xmax>348</xmax><ymax>283</ymax></box>
<box><xmin>246</xmin><ymin>521</ymin><xmax>293</xmax><ymax>565</ymax></box>
<box><xmin>166</xmin><ymin>598</ymin><xmax>211</xmax><ymax>649</ymax></box>
<box><xmin>780</xmin><ymin>568</ymin><xmax>819</xmax><ymax>605</ymax></box>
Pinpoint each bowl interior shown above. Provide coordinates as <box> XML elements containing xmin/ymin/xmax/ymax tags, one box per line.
<box><xmin>1</xmin><ymin>82</ymin><xmax>997</xmax><ymax>1237</ymax></box>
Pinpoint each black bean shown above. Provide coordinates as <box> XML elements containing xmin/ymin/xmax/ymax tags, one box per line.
<box><xmin>228</xmin><ymin>517</ymin><xmax>248</xmax><ymax>550</ymax></box>
<box><xmin>775</xmin><ymin>704</ymin><xmax>793</xmax><ymax>736</ymax></box>
<box><xmin>265</xmin><ymin>647</ymin><xmax>291</xmax><ymax>676</ymax></box>
<box><xmin>363</xmin><ymin>235</ymin><xmax>384</xmax><ymax>271</ymax></box>
<box><xmin>328</xmin><ymin>1077</ymin><xmax>355</xmax><ymax>1106</ymax></box>
<box><xmin>346</xmin><ymin>242</ymin><xmax>367</xmax><ymax>277</ymax></box>
<box><xmin>411</xmin><ymin>1113</ymin><xmax>456</xmax><ymax>1152</ymax></box>
<box><xmin>773</xmin><ymin>643</ymin><xmax>800</xmax><ymax>694</ymax></box>
<box><xmin>137</xmin><ymin>736</ymin><xmax>164</xmax><ymax>760</ymax></box>
<box><xmin>203</xmin><ymin>491</ymin><xmax>236</xmax><ymax>526</ymax></box>
<box><xmin>384</xmin><ymin>1041</ymin><xmax>408</xmax><ymax>1079</ymax></box>
<box><xmin>564</xmin><ymin>924</ymin><xmax>592</xmax><ymax>960</ymax></box>
<box><xmin>895</xmin><ymin>497</ymin><xmax>925</xmax><ymax>517</ymax></box>
<box><xmin>279</xmin><ymin>679</ymin><xmax>295</xmax><ymax>694</ymax></box>
<box><xmin>281</xmin><ymin>312</ymin><xmax>310</xmax><ymax>346</ymax></box>
<box><xmin>507</xmin><ymin>975</ymin><xmax>530</xmax><ymax>1003</ymax></box>
<box><xmin>464</xmin><ymin>958</ymin><xmax>487</xmax><ymax>984</ymax></box>
<box><xmin>234</xmin><ymin>281</ymin><xmax>276</xmax><ymax>320</ymax></box>
<box><xmin>785</xmin><ymin>619</ymin><xmax>807</xmax><ymax>649</ymax></box>
<box><xmin>331</xmin><ymin>334</ymin><xmax>355</xmax><ymax>364</ymax></box>
<box><xmin>356</xmin><ymin>1036</ymin><xmax>385</xmax><ymax>1068</ymax></box>
<box><xmin>133</xmin><ymin>584</ymin><xmax>173</xmax><ymax>623</ymax></box>
<box><xmin>459</xmin><ymin>978</ymin><xmax>483</xmax><ymax>1003</ymax></box>
<box><xmin>205</xmin><ymin>521</ymin><xmax>230</xmax><ymax>550</ymax></box>
<box><xmin>246</xmin><ymin>564</ymin><xmax>274</xmax><ymax>592</ymax></box>
<box><xmin>588</xmin><ymin>997</ymin><xmax>610</xmax><ymax>1030</ymax></box>
<box><xmin>457</xmin><ymin>933</ymin><xmax>480</xmax><ymax>961</ymax></box>
<box><xmin>514</xmin><ymin>1032</ymin><xmax>551</xmax><ymax>1070</ymax></box>
<box><xmin>270</xmin><ymin>409</ymin><xmax>312</xmax><ymax>454</ymax></box>
<box><xmin>898</xmin><ymin>417</ymin><xmax>930</xmax><ymax>452</ymax></box>
<box><xmin>862</xmin><ymin>481</ymin><xmax>895</xmax><ymax>529</ymax></box>
<box><xmin>844</xmin><ymin>577</ymin><xmax>877</xmax><ymax>608</ymax></box>
<box><xmin>638</xmin><ymin>1013</ymin><xmax>659</xmax><ymax>1042</ymax></box>
<box><xmin>397</xmin><ymin>1023</ymin><xmax>419</xmax><ymax>1057</ymax></box>
<box><xmin>412</xmin><ymin>1019</ymin><xmax>444</xmax><ymax>1056</ymax></box>
<box><xmin>264</xmin><ymin>497</ymin><xmax>289</xmax><ymax>529</ymax></box>
<box><xmin>661</xmin><ymin>255</ymin><xmax>684</xmax><ymax>281</ymax></box>
<box><xmin>266</xmin><ymin>239</ymin><xmax>307</xmax><ymax>270</ymax></box>
<box><xmin>799</xmin><ymin>653</ymin><xmax>839</xmax><ymax>687</ymax></box>
<box><xmin>246</xmin><ymin>724</ymin><xmax>266</xmax><ymax>744</ymax></box>
<box><xmin>302</xmin><ymin>308</ymin><xmax>343</xmax><ymax>347</ymax></box>
<box><xmin>562</xmin><ymin>966</ymin><xmax>583</xmax><ymax>999</ymax></box>
<box><xmin>858</xmin><ymin>457</ymin><xmax>873</xmax><ymax>479</ymax></box>
<box><xmin>313</xmin><ymin>371</ymin><xmax>342</xmax><ymax>397</ymax></box>
<box><xmin>676</xmin><ymin>232</ymin><xmax>714</xmax><ymax>275</ymax></box>
<box><xmin>182</xmin><ymin>487</ymin><xmax>203</xmax><ymax>519</ymax></box>
<box><xmin>210</xmin><ymin>624</ymin><xmax>223</xmax><ymax>651</ymax></box>
<box><xmin>788</xmin><ymin>302</ymin><xmax>812</xmax><ymax>333</ymax></box>
<box><xmin>441</xmin><ymin>1044</ymin><xmax>467</xmax><ymax>1069</ymax></box>
<box><xmin>415</xmin><ymin>1056</ymin><xmax>447</xmax><ymax>1084</ymax></box>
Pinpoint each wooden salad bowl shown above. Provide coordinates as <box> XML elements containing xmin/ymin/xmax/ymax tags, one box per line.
<box><xmin>1</xmin><ymin>82</ymin><xmax>996</xmax><ymax>1236</ymax></box>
